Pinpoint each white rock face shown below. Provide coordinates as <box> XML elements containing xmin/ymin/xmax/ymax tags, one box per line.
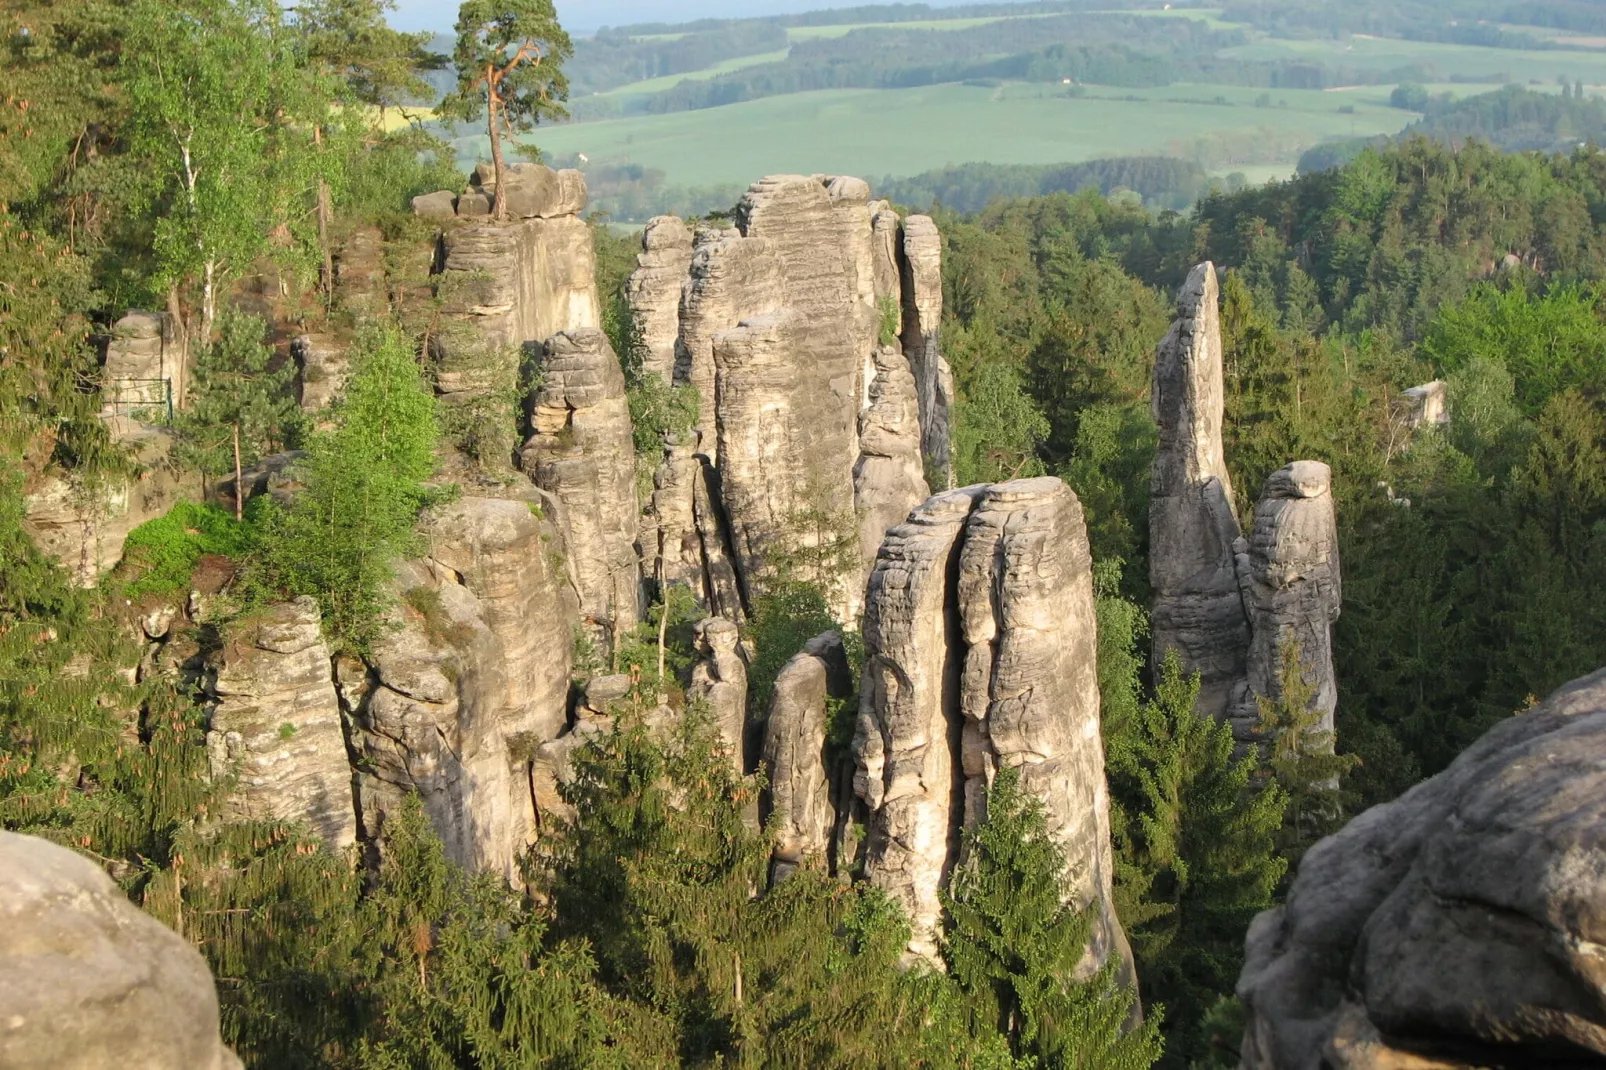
<box><xmin>0</xmin><ymin>831</ymin><xmax>243</xmax><ymax>1070</ymax></box>
<box><xmin>522</xmin><ymin>329</ymin><xmax>644</xmax><ymax>641</ymax></box>
<box><xmin>205</xmin><ymin>596</ymin><xmax>356</xmax><ymax>849</ymax></box>
<box><xmin>899</xmin><ymin>215</ymin><xmax>953</xmax><ymax>489</ymax></box>
<box><xmin>1149</xmin><ymin>262</ymin><xmax>1249</xmax><ymax>722</ymax></box>
<box><xmin>689</xmin><ymin>617</ymin><xmax>748</xmax><ymax>772</ymax></box>
<box><xmin>854</xmin><ymin>345</ymin><xmax>931</xmax><ymax>566</ymax></box>
<box><xmin>854</xmin><ymin>478</ymin><xmax>1130</xmax><ymax>974</ymax></box>
<box><xmin>99</xmin><ymin>310</ymin><xmax>187</xmax><ymax>418</ymax></box>
<box><xmin>434</xmin><ymin>214</ymin><xmax>600</xmax><ymax>360</ymax></box>
<box><xmin>1238</xmin><ymin>667</ymin><xmax>1606</xmax><ymax>1070</ymax></box>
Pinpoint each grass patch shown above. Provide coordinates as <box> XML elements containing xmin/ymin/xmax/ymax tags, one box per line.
<box><xmin>120</xmin><ymin>502</ymin><xmax>252</xmax><ymax>599</ymax></box>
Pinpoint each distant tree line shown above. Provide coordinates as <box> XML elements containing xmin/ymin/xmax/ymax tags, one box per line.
<box><xmin>1220</xmin><ymin>0</ymin><xmax>1606</xmax><ymax>44</ymax></box>
<box><xmin>880</xmin><ymin>157</ymin><xmax>1211</xmax><ymax>215</ymax></box>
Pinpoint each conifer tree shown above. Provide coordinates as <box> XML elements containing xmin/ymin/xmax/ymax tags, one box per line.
<box><xmin>1255</xmin><ymin>639</ymin><xmax>1357</xmax><ymax>859</ymax></box>
<box><xmin>943</xmin><ymin>766</ymin><xmax>1161</xmax><ymax>1070</ymax></box>
<box><xmin>440</xmin><ymin>0</ymin><xmax>572</xmax><ymax>221</ymax></box>
<box><xmin>1109</xmin><ymin>652</ymin><xmax>1285</xmax><ymax>1067</ymax></box>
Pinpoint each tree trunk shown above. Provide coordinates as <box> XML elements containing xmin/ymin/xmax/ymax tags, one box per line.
<box><xmin>314</xmin><ymin>126</ymin><xmax>333</xmax><ymax>304</ymax></box>
<box><xmin>487</xmin><ymin>64</ymin><xmax>507</xmax><ymax>221</ymax></box>
<box><xmin>232</xmin><ymin>423</ymin><xmax>243</xmax><ymax>522</ymax></box>
<box><xmin>201</xmin><ymin>259</ymin><xmax>217</xmax><ymax>350</ymax></box>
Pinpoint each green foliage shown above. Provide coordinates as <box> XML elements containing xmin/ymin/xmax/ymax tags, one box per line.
<box><xmin>1255</xmin><ymin>641</ymin><xmax>1358</xmax><ymax>859</ymax></box>
<box><xmin>433</xmin><ymin>340</ymin><xmax>522</xmax><ymax>468</ymax></box>
<box><xmin>175</xmin><ymin>305</ymin><xmax>305</xmax><ymax>479</ymax></box>
<box><xmin>439</xmin><ymin>0</ymin><xmax>572</xmax><ymax>218</ymax></box>
<box><xmin>1421</xmin><ymin>283</ymin><xmax>1606</xmax><ymax>414</ymax></box>
<box><xmin>944</xmin><ymin>765</ymin><xmax>1161</xmax><ymax>1070</ymax></box>
<box><xmin>878</xmin><ymin>295</ymin><xmax>902</xmax><ymax>346</ymax></box>
<box><xmin>952</xmin><ymin>359</ymin><xmax>1049</xmax><ymax>486</ymax></box>
<box><xmin>627</xmin><ymin>376</ymin><xmax>702</xmax><ymax>499</ymax></box>
<box><xmin>242</xmin><ymin>325</ymin><xmax>438</xmax><ymax>652</ymax></box>
<box><xmin>294</xmin><ymin>0</ymin><xmax>443</xmax><ymax>113</ymax></box>
<box><xmin>1106</xmin><ymin>652</ymin><xmax>1285</xmax><ymax>1068</ymax></box>
<box><xmin>746</xmin><ymin>581</ymin><xmax>841</xmax><ymax>714</ymax></box>
<box><xmin>120</xmin><ymin>502</ymin><xmax>251</xmax><ymax>598</ymax></box>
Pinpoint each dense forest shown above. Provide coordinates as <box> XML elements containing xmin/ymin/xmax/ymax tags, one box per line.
<box><xmin>5</xmin><ymin>0</ymin><xmax>1606</xmax><ymax>1068</ymax></box>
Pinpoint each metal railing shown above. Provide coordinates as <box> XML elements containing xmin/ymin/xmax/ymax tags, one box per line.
<box><xmin>101</xmin><ymin>377</ymin><xmax>174</xmax><ymax>425</ymax></box>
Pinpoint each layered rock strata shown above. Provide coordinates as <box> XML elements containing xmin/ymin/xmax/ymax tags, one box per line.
<box><xmin>292</xmin><ymin>333</ymin><xmax>350</xmax><ymax>412</ymax></box>
<box><xmin>762</xmin><ymin>632</ymin><xmax>853</xmax><ymax>880</ymax></box>
<box><xmin>854</xmin><ymin>345</ymin><xmax>931</xmax><ymax>565</ymax></box>
<box><xmin>430</xmin><ymin>165</ymin><xmax>599</xmax><ymax>371</ymax></box>
<box><xmin>634</xmin><ymin>177</ymin><xmax>954</xmax><ymax>621</ymax></box>
<box><xmin>521</xmin><ymin>329</ymin><xmax>643</xmax><ymax>640</ymax></box>
<box><xmin>1149</xmin><ymin>262</ymin><xmax>1249</xmax><ymax>722</ymax></box>
<box><xmin>1238</xmin><ymin>666</ymin><xmax>1606</xmax><ymax>1069</ymax></box>
<box><xmin>0</xmin><ymin>831</ymin><xmax>243</xmax><ymax>1070</ymax></box>
<box><xmin>204</xmin><ymin>596</ymin><xmax>356</xmax><ymax>849</ymax></box>
<box><xmin>347</xmin><ymin>497</ymin><xmax>574</xmax><ymax>881</ymax></box>
<box><xmin>626</xmin><ymin>215</ymin><xmax>694</xmax><ymax>384</ymax></box>
<box><xmin>853</xmin><ymin>477</ymin><xmax>1129</xmax><ymax>973</ymax></box>
<box><xmin>1230</xmin><ymin>461</ymin><xmax>1342</xmax><ymax>743</ymax></box>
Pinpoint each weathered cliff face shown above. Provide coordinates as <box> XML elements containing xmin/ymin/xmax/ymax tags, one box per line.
<box><xmin>1238</xmin><ymin>667</ymin><xmax>1606</xmax><ymax>1070</ymax></box>
<box><xmin>634</xmin><ymin>176</ymin><xmax>953</xmax><ymax>622</ymax></box>
<box><xmin>626</xmin><ymin>215</ymin><xmax>694</xmax><ymax>385</ymax></box>
<box><xmin>853</xmin><ymin>477</ymin><xmax>1129</xmax><ymax>971</ymax></box>
<box><xmin>429</xmin><ymin>165</ymin><xmax>599</xmax><ymax>376</ymax></box>
<box><xmin>23</xmin><ymin>421</ymin><xmax>195</xmax><ymax>586</ymax></box>
<box><xmin>0</xmin><ymin>831</ymin><xmax>243</xmax><ymax>1070</ymax></box>
<box><xmin>854</xmin><ymin>345</ymin><xmax>931</xmax><ymax>566</ymax></box>
<box><xmin>521</xmin><ymin>328</ymin><xmax>643</xmax><ymax>641</ymax></box>
<box><xmin>1149</xmin><ymin>262</ymin><xmax>1249</xmax><ymax>722</ymax></box>
<box><xmin>99</xmin><ymin>310</ymin><xmax>187</xmax><ymax>420</ymax></box>
<box><xmin>204</xmin><ymin>596</ymin><xmax>356</xmax><ymax>849</ymax></box>
<box><xmin>292</xmin><ymin>332</ymin><xmax>350</xmax><ymax>413</ymax></box>
<box><xmin>347</xmin><ymin>497</ymin><xmax>575</xmax><ymax>882</ymax></box>
<box><xmin>762</xmin><ymin>632</ymin><xmax>853</xmax><ymax>880</ymax></box>
<box><xmin>899</xmin><ymin>214</ymin><xmax>953</xmax><ymax>489</ymax></box>
<box><xmin>1230</xmin><ymin>461</ymin><xmax>1342</xmax><ymax>743</ymax></box>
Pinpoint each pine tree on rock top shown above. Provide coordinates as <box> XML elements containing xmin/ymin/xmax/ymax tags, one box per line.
<box><xmin>943</xmin><ymin>765</ymin><xmax>1161</xmax><ymax>1070</ymax></box>
<box><xmin>440</xmin><ymin>0</ymin><xmax>572</xmax><ymax>221</ymax></box>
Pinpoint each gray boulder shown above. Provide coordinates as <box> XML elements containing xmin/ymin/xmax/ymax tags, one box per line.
<box><xmin>1239</xmin><ymin>667</ymin><xmax>1606</xmax><ymax>1069</ymax></box>
<box><xmin>411</xmin><ymin>189</ymin><xmax>457</xmax><ymax>220</ymax></box>
<box><xmin>0</xmin><ymin>831</ymin><xmax>242</xmax><ymax>1070</ymax></box>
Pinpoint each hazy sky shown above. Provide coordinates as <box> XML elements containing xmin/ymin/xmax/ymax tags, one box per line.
<box><xmin>387</xmin><ymin>0</ymin><xmax>967</xmax><ymax>34</ymax></box>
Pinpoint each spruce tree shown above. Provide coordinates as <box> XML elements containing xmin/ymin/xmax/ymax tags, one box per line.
<box><xmin>1255</xmin><ymin>639</ymin><xmax>1357</xmax><ymax>860</ymax></box>
<box><xmin>1109</xmin><ymin>652</ymin><xmax>1285</xmax><ymax>1068</ymax></box>
<box><xmin>943</xmin><ymin>766</ymin><xmax>1161</xmax><ymax>1070</ymax></box>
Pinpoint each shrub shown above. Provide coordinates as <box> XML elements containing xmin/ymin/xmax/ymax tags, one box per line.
<box><xmin>120</xmin><ymin>501</ymin><xmax>251</xmax><ymax>598</ymax></box>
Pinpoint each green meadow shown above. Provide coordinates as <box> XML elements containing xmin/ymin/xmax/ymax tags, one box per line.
<box><xmin>504</xmin><ymin>81</ymin><xmax>1410</xmax><ymax>188</ymax></box>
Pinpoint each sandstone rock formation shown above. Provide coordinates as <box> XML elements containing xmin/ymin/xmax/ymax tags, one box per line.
<box><xmin>0</xmin><ymin>831</ymin><xmax>243</xmax><ymax>1070</ymax></box>
<box><xmin>431</xmin><ymin>168</ymin><xmax>599</xmax><ymax>369</ymax></box>
<box><xmin>899</xmin><ymin>214</ymin><xmax>953</xmax><ymax>488</ymax></box>
<box><xmin>626</xmin><ymin>215</ymin><xmax>694</xmax><ymax>384</ymax></box>
<box><xmin>1238</xmin><ymin>666</ymin><xmax>1606</xmax><ymax>1070</ymax></box>
<box><xmin>292</xmin><ymin>333</ymin><xmax>350</xmax><ymax>412</ymax></box>
<box><xmin>762</xmin><ymin>631</ymin><xmax>853</xmax><ymax>879</ymax></box>
<box><xmin>1230</xmin><ymin>461</ymin><xmax>1342</xmax><ymax>743</ymax></box>
<box><xmin>634</xmin><ymin>176</ymin><xmax>954</xmax><ymax>621</ymax></box>
<box><xmin>1149</xmin><ymin>262</ymin><xmax>1249</xmax><ymax>722</ymax></box>
<box><xmin>412</xmin><ymin>189</ymin><xmax>457</xmax><ymax>220</ymax></box>
<box><xmin>853</xmin><ymin>478</ymin><xmax>1128</xmax><ymax>972</ymax></box>
<box><xmin>99</xmin><ymin>310</ymin><xmax>187</xmax><ymax>419</ymax></box>
<box><xmin>521</xmin><ymin>328</ymin><xmax>642</xmax><ymax>640</ymax></box>
<box><xmin>23</xmin><ymin>422</ymin><xmax>194</xmax><ymax>585</ymax></box>
<box><xmin>689</xmin><ymin>616</ymin><xmax>748</xmax><ymax>770</ymax></box>
<box><xmin>204</xmin><ymin>596</ymin><xmax>355</xmax><ymax>848</ymax></box>
<box><xmin>346</xmin><ymin>497</ymin><xmax>573</xmax><ymax>880</ymax></box>
<box><xmin>1400</xmin><ymin>379</ymin><xmax>1449</xmax><ymax>430</ymax></box>
<box><xmin>854</xmin><ymin>345</ymin><xmax>931</xmax><ymax>565</ymax></box>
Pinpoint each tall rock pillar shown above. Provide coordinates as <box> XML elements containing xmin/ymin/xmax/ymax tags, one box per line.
<box><xmin>1149</xmin><ymin>262</ymin><xmax>1249</xmax><ymax>721</ymax></box>
<box><xmin>854</xmin><ymin>478</ymin><xmax>1131</xmax><ymax>977</ymax></box>
<box><xmin>1231</xmin><ymin>461</ymin><xmax>1342</xmax><ymax>743</ymax></box>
